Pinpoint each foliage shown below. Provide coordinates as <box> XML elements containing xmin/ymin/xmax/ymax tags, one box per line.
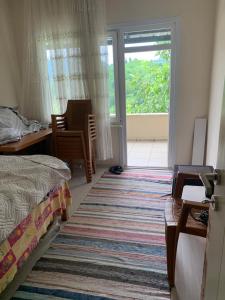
<box><xmin>108</xmin><ymin>64</ymin><xmax>116</xmax><ymax>115</ymax></box>
<box><xmin>108</xmin><ymin>50</ymin><xmax>170</xmax><ymax>114</ymax></box>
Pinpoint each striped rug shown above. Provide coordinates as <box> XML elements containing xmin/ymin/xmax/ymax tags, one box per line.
<box><xmin>13</xmin><ymin>168</ymin><xmax>172</xmax><ymax>300</ymax></box>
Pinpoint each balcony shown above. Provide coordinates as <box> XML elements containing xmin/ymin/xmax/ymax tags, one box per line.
<box><xmin>127</xmin><ymin>113</ymin><xmax>168</xmax><ymax>167</ymax></box>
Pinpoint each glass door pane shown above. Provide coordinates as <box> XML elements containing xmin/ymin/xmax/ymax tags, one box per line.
<box><xmin>125</xmin><ymin>50</ymin><xmax>171</xmax><ymax>114</ymax></box>
<box><xmin>125</xmin><ymin>49</ymin><xmax>171</xmax><ymax>167</ymax></box>
<box><xmin>107</xmin><ymin>36</ymin><xmax>116</xmax><ymax>117</ymax></box>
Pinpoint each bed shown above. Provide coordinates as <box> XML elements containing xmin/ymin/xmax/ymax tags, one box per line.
<box><xmin>0</xmin><ymin>155</ymin><xmax>72</xmax><ymax>296</ymax></box>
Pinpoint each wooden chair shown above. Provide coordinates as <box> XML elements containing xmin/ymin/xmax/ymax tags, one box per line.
<box><xmin>165</xmin><ymin>172</ymin><xmax>209</xmax><ymax>287</ymax></box>
<box><xmin>51</xmin><ymin>100</ymin><xmax>97</xmax><ymax>183</ymax></box>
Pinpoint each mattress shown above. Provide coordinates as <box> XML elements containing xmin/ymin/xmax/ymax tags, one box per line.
<box><xmin>0</xmin><ymin>182</ymin><xmax>72</xmax><ymax>294</ymax></box>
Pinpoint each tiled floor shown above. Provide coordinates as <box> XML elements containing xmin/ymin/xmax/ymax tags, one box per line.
<box><xmin>127</xmin><ymin>140</ymin><xmax>168</xmax><ymax>167</ymax></box>
<box><xmin>69</xmin><ymin>165</ymin><xmax>106</xmax><ymax>212</ymax></box>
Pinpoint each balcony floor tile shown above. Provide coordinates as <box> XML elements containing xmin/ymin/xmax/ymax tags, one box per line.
<box><xmin>127</xmin><ymin>140</ymin><xmax>168</xmax><ymax>167</ymax></box>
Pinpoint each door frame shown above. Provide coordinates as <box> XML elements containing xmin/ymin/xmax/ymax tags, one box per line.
<box><xmin>108</xmin><ymin>17</ymin><xmax>180</xmax><ymax>168</ymax></box>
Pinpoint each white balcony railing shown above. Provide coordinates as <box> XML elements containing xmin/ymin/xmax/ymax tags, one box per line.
<box><xmin>126</xmin><ymin>113</ymin><xmax>168</xmax><ymax>140</ymax></box>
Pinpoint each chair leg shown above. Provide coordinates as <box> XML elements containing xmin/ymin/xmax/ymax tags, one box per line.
<box><xmin>87</xmin><ymin>160</ymin><xmax>93</xmax><ymax>181</ymax></box>
<box><xmin>92</xmin><ymin>150</ymin><xmax>96</xmax><ymax>174</ymax></box>
<box><xmin>92</xmin><ymin>159</ymin><xmax>96</xmax><ymax>174</ymax></box>
<box><xmin>91</xmin><ymin>141</ymin><xmax>96</xmax><ymax>174</ymax></box>
<box><xmin>84</xmin><ymin>159</ymin><xmax>92</xmax><ymax>183</ymax></box>
<box><xmin>61</xmin><ymin>208</ymin><xmax>69</xmax><ymax>221</ymax></box>
<box><xmin>166</xmin><ymin>224</ymin><xmax>176</xmax><ymax>287</ymax></box>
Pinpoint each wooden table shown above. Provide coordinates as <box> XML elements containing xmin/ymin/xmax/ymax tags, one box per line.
<box><xmin>0</xmin><ymin>128</ymin><xmax>52</xmax><ymax>153</ymax></box>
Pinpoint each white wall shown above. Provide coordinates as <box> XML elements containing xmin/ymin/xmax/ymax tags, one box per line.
<box><xmin>106</xmin><ymin>0</ymin><xmax>216</xmax><ymax>165</ymax></box>
<box><xmin>0</xmin><ymin>1</ymin><xmax>19</xmax><ymax>108</ymax></box>
<box><xmin>127</xmin><ymin>113</ymin><xmax>168</xmax><ymax>140</ymax></box>
<box><xmin>206</xmin><ymin>0</ymin><xmax>224</xmax><ymax>167</ymax></box>
<box><xmin>0</xmin><ymin>0</ymin><xmax>217</xmax><ymax>166</ymax></box>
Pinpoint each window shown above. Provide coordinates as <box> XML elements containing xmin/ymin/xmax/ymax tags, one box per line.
<box><xmin>46</xmin><ymin>45</ymin><xmax>85</xmax><ymax>114</ymax></box>
<box><xmin>107</xmin><ymin>32</ymin><xmax>119</xmax><ymax>123</ymax></box>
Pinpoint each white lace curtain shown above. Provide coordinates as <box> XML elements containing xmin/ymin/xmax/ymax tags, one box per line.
<box><xmin>21</xmin><ymin>0</ymin><xmax>112</xmax><ymax>160</ymax></box>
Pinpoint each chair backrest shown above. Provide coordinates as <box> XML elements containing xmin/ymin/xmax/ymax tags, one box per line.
<box><xmin>65</xmin><ymin>100</ymin><xmax>92</xmax><ymax>130</ymax></box>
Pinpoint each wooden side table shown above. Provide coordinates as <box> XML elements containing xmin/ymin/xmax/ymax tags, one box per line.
<box><xmin>0</xmin><ymin>128</ymin><xmax>52</xmax><ymax>154</ymax></box>
<box><xmin>172</xmin><ymin>165</ymin><xmax>214</xmax><ymax>196</ymax></box>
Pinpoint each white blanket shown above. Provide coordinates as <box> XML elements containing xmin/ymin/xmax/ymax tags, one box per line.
<box><xmin>0</xmin><ymin>107</ymin><xmax>46</xmax><ymax>145</ymax></box>
<box><xmin>0</xmin><ymin>155</ymin><xmax>71</xmax><ymax>244</ymax></box>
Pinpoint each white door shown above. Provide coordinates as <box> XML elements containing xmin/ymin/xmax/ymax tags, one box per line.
<box><xmin>108</xmin><ymin>19</ymin><xmax>178</xmax><ymax>168</ymax></box>
<box><xmin>201</xmin><ymin>89</ymin><xmax>225</xmax><ymax>299</ymax></box>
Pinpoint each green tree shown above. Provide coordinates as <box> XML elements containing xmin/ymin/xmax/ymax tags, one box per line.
<box><xmin>108</xmin><ymin>50</ymin><xmax>170</xmax><ymax>114</ymax></box>
<box><xmin>108</xmin><ymin>64</ymin><xmax>116</xmax><ymax>114</ymax></box>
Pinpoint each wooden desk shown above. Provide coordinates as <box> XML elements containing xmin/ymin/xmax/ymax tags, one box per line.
<box><xmin>0</xmin><ymin>128</ymin><xmax>52</xmax><ymax>153</ymax></box>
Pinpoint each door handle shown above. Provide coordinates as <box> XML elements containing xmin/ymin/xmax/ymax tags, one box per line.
<box><xmin>199</xmin><ymin>170</ymin><xmax>221</xmax><ymax>198</ymax></box>
<box><xmin>202</xmin><ymin>195</ymin><xmax>218</xmax><ymax>211</ymax></box>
